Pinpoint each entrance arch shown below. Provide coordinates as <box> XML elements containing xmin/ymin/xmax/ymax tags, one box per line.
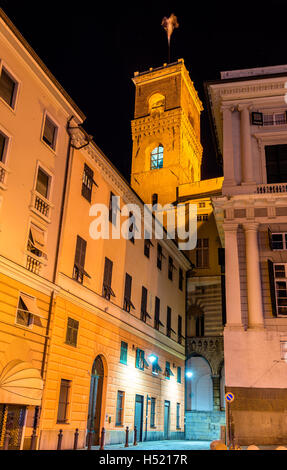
<box><xmin>186</xmin><ymin>355</ymin><xmax>213</xmax><ymax>411</ymax></box>
<box><xmin>87</xmin><ymin>355</ymin><xmax>106</xmax><ymax>445</ymax></box>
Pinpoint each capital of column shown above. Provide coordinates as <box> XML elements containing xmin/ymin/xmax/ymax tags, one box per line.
<box><xmin>242</xmin><ymin>222</ymin><xmax>260</xmax><ymax>232</ymax></box>
<box><xmin>220</xmin><ymin>104</ymin><xmax>235</xmax><ymax>114</ymax></box>
<box><xmin>237</xmin><ymin>103</ymin><xmax>253</xmax><ymax>112</ymax></box>
<box><xmin>222</xmin><ymin>222</ymin><xmax>239</xmax><ymax>232</ymax></box>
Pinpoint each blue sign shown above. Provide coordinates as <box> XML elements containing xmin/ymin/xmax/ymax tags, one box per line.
<box><xmin>225</xmin><ymin>392</ymin><xmax>235</xmax><ymax>403</ymax></box>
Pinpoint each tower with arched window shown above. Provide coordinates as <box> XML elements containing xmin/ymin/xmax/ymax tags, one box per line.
<box><xmin>131</xmin><ymin>59</ymin><xmax>203</xmax><ymax>207</ymax></box>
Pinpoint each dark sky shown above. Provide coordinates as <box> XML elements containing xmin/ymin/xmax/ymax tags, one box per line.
<box><xmin>1</xmin><ymin>1</ymin><xmax>287</xmax><ymax>181</ymax></box>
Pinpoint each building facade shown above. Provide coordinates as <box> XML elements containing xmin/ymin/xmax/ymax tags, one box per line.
<box><xmin>130</xmin><ymin>60</ymin><xmax>225</xmax><ymax>441</ymax></box>
<box><xmin>207</xmin><ymin>64</ymin><xmax>287</xmax><ymax>445</ymax></box>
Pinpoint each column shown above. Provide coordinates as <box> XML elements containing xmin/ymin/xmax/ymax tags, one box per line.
<box><xmin>223</xmin><ymin>223</ymin><xmax>243</xmax><ymax>328</ymax></box>
<box><xmin>221</xmin><ymin>105</ymin><xmax>236</xmax><ymax>186</ymax></box>
<box><xmin>238</xmin><ymin>103</ymin><xmax>255</xmax><ymax>184</ymax></box>
<box><xmin>243</xmin><ymin>223</ymin><xmax>264</xmax><ymax>328</ymax></box>
<box><xmin>212</xmin><ymin>376</ymin><xmax>221</xmax><ymax>411</ymax></box>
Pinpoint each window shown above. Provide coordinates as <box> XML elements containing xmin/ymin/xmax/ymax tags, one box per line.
<box><xmin>196</xmin><ymin>314</ymin><xmax>205</xmax><ymax>337</ymax></box>
<box><xmin>150</xmin><ymin>145</ymin><xmax>164</xmax><ymax>170</ymax></box>
<box><xmin>128</xmin><ymin>211</ymin><xmax>135</xmax><ymax>243</ymax></box>
<box><xmin>166</xmin><ymin>306</ymin><xmax>176</xmax><ymax>338</ymax></box>
<box><xmin>0</xmin><ymin>130</ymin><xmax>8</xmax><ymax>163</ymax></box>
<box><xmin>178</xmin><ymin>315</ymin><xmax>184</xmax><ymax>344</ymax></box>
<box><xmin>199</xmin><ymin>202</ymin><xmax>205</xmax><ymax>208</ymax></box>
<box><xmin>102</xmin><ymin>257</ymin><xmax>115</xmax><ymax>300</ymax></box>
<box><xmin>82</xmin><ymin>164</ymin><xmax>97</xmax><ymax>202</ymax></box>
<box><xmin>116</xmin><ymin>391</ymin><xmax>125</xmax><ymax>426</ymax></box>
<box><xmin>152</xmin><ymin>193</ymin><xmax>158</xmax><ymax>207</ymax></box>
<box><xmin>176</xmin><ymin>403</ymin><xmax>180</xmax><ymax>429</ymax></box>
<box><xmin>109</xmin><ymin>192</ymin><xmax>119</xmax><ymax>225</ymax></box>
<box><xmin>179</xmin><ymin>268</ymin><xmax>184</xmax><ymax>291</ymax></box>
<box><xmin>42</xmin><ymin>115</ymin><xmax>57</xmax><ymax>150</ymax></box>
<box><xmin>16</xmin><ymin>293</ymin><xmax>43</xmax><ymax>328</ymax></box>
<box><xmin>120</xmin><ymin>341</ymin><xmax>128</xmax><ymax>365</ymax></box>
<box><xmin>57</xmin><ymin>379</ymin><xmax>71</xmax><ymax>423</ymax></box>
<box><xmin>0</xmin><ymin>66</ymin><xmax>17</xmax><ymax>108</ymax></box>
<box><xmin>263</xmin><ymin>112</ymin><xmax>287</xmax><ymax>126</ymax></box>
<box><xmin>280</xmin><ymin>342</ymin><xmax>287</xmax><ymax>361</ymax></box>
<box><xmin>157</xmin><ymin>243</ymin><xmax>165</xmax><ymax>270</ymax></box>
<box><xmin>168</xmin><ymin>256</ymin><xmax>176</xmax><ymax>281</ymax></box>
<box><xmin>73</xmin><ymin>236</ymin><xmax>90</xmax><ymax>283</ymax></box>
<box><xmin>151</xmin><ymin>356</ymin><xmax>162</xmax><ymax>376</ymax></box>
<box><xmin>265</xmin><ymin>145</ymin><xmax>287</xmax><ymax>184</ymax></box>
<box><xmin>165</xmin><ymin>361</ymin><xmax>174</xmax><ymax>380</ymax></box>
<box><xmin>36</xmin><ymin>167</ymin><xmax>50</xmax><ymax>199</ymax></box>
<box><xmin>196</xmin><ymin>239</ymin><xmax>209</xmax><ymax>268</ymax></box>
<box><xmin>65</xmin><ymin>317</ymin><xmax>79</xmax><ymax>347</ymax></box>
<box><xmin>154</xmin><ymin>297</ymin><xmax>164</xmax><ymax>330</ymax></box>
<box><xmin>135</xmin><ymin>349</ymin><xmax>149</xmax><ymax>370</ymax></box>
<box><xmin>177</xmin><ymin>367</ymin><xmax>182</xmax><ymax>384</ymax></box>
<box><xmin>27</xmin><ymin>225</ymin><xmax>47</xmax><ymax>259</ymax></box>
<box><xmin>144</xmin><ymin>232</ymin><xmax>153</xmax><ymax>258</ymax></box>
<box><xmin>140</xmin><ymin>286</ymin><xmax>151</xmax><ymax>322</ymax></box>
<box><xmin>202</xmin><ymin>214</ymin><xmax>208</xmax><ymax>221</ymax></box>
<box><xmin>150</xmin><ymin>398</ymin><xmax>156</xmax><ymax>427</ymax></box>
<box><xmin>270</xmin><ymin>232</ymin><xmax>287</xmax><ymax>250</ymax></box>
<box><xmin>123</xmin><ymin>273</ymin><xmax>135</xmax><ymax>312</ymax></box>
<box><xmin>273</xmin><ymin>263</ymin><xmax>287</xmax><ymax>316</ymax></box>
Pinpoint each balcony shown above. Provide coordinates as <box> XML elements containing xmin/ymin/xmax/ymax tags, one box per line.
<box><xmin>30</xmin><ymin>190</ymin><xmax>53</xmax><ymax>222</ymax></box>
<box><xmin>256</xmin><ymin>183</ymin><xmax>287</xmax><ymax>194</ymax></box>
<box><xmin>26</xmin><ymin>253</ymin><xmax>44</xmax><ymax>275</ymax></box>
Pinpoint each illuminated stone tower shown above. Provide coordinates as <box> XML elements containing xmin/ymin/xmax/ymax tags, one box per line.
<box><xmin>131</xmin><ymin>59</ymin><xmax>203</xmax><ymax>206</ymax></box>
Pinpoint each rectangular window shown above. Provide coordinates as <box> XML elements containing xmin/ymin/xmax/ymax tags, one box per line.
<box><xmin>265</xmin><ymin>144</ymin><xmax>287</xmax><ymax>184</ymax></box>
<box><xmin>135</xmin><ymin>349</ymin><xmax>149</xmax><ymax>370</ymax></box>
<box><xmin>82</xmin><ymin>163</ymin><xmax>96</xmax><ymax>202</ymax></box>
<box><xmin>123</xmin><ymin>273</ymin><xmax>135</xmax><ymax>312</ymax></box>
<box><xmin>36</xmin><ymin>167</ymin><xmax>50</xmax><ymax>199</ymax></box>
<box><xmin>116</xmin><ymin>391</ymin><xmax>125</xmax><ymax>426</ymax></box>
<box><xmin>73</xmin><ymin>235</ymin><xmax>90</xmax><ymax>283</ymax></box>
<box><xmin>274</xmin><ymin>263</ymin><xmax>287</xmax><ymax>316</ymax></box>
<box><xmin>151</xmin><ymin>355</ymin><xmax>162</xmax><ymax>375</ymax></box>
<box><xmin>165</xmin><ymin>361</ymin><xmax>174</xmax><ymax>380</ymax></box>
<box><xmin>178</xmin><ymin>315</ymin><xmax>183</xmax><ymax>344</ymax></box>
<box><xmin>144</xmin><ymin>232</ymin><xmax>153</xmax><ymax>258</ymax></box>
<box><xmin>176</xmin><ymin>403</ymin><xmax>180</xmax><ymax>429</ymax></box>
<box><xmin>270</xmin><ymin>232</ymin><xmax>287</xmax><ymax>250</ymax></box>
<box><xmin>0</xmin><ymin>130</ymin><xmax>8</xmax><ymax>163</ymax></box>
<box><xmin>0</xmin><ymin>66</ymin><xmax>17</xmax><ymax>108</ymax></box>
<box><xmin>109</xmin><ymin>191</ymin><xmax>119</xmax><ymax>225</ymax></box>
<box><xmin>177</xmin><ymin>366</ymin><xmax>182</xmax><ymax>384</ymax></box>
<box><xmin>120</xmin><ymin>341</ymin><xmax>128</xmax><ymax>365</ymax></box>
<box><xmin>150</xmin><ymin>398</ymin><xmax>156</xmax><ymax>427</ymax></box>
<box><xmin>102</xmin><ymin>257</ymin><xmax>115</xmax><ymax>300</ymax></box>
<box><xmin>157</xmin><ymin>243</ymin><xmax>164</xmax><ymax>270</ymax></box>
<box><xmin>154</xmin><ymin>296</ymin><xmax>164</xmax><ymax>330</ymax></box>
<box><xmin>128</xmin><ymin>211</ymin><xmax>135</xmax><ymax>243</ymax></box>
<box><xmin>57</xmin><ymin>379</ymin><xmax>71</xmax><ymax>423</ymax></box>
<box><xmin>168</xmin><ymin>257</ymin><xmax>173</xmax><ymax>281</ymax></box>
<box><xmin>65</xmin><ymin>317</ymin><xmax>79</xmax><ymax>347</ymax></box>
<box><xmin>27</xmin><ymin>225</ymin><xmax>47</xmax><ymax>259</ymax></box>
<box><xmin>42</xmin><ymin>115</ymin><xmax>57</xmax><ymax>150</ymax></box>
<box><xmin>280</xmin><ymin>341</ymin><xmax>287</xmax><ymax>361</ymax></box>
<box><xmin>196</xmin><ymin>239</ymin><xmax>209</xmax><ymax>268</ymax></box>
<box><xmin>152</xmin><ymin>193</ymin><xmax>158</xmax><ymax>207</ymax></box>
<box><xmin>140</xmin><ymin>286</ymin><xmax>151</xmax><ymax>322</ymax></box>
<box><xmin>179</xmin><ymin>268</ymin><xmax>184</xmax><ymax>291</ymax></box>
<box><xmin>16</xmin><ymin>293</ymin><xmax>43</xmax><ymax>328</ymax></box>
<box><xmin>166</xmin><ymin>306</ymin><xmax>175</xmax><ymax>338</ymax></box>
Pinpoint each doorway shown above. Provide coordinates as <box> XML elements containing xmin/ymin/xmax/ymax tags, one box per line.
<box><xmin>164</xmin><ymin>400</ymin><xmax>170</xmax><ymax>439</ymax></box>
<box><xmin>87</xmin><ymin>355</ymin><xmax>104</xmax><ymax>446</ymax></box>
<box><xmin>0</xmin><ymin>404</ymin><xmax>26</xmax><ymax>450</ymax></box>
<box><xmin>134</xmin><ymin>394</ymin><xmax>144</xmax><ymax>442</ymax></box>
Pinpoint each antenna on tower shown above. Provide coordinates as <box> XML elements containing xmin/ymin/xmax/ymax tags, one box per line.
<box><xmin>161</xmin><ymin>14</ymin><xmax>179</xmax><ymax>63</ymax></box>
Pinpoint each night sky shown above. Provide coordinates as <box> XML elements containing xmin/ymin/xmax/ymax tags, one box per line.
<box><xmin>1</xmin><ymin>1</ymin><xmax>287</xmax><ymax>181</ymax></box>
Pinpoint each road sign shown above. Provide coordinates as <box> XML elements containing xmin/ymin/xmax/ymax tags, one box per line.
<box><xmin>225</xmin><ymin>392</ymin><xmax>235</xmax><ymax>403</ymax></box>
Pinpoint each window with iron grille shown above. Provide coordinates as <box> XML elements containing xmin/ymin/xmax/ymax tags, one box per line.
<box><xmin>42</xmin><ymin>115</ymin><xmax>57</xmax><ymax>150</ymax></box>
<box><xmin>120</xmin><ymin>341</ymin><xmax>128</xmax><ymax>365</ymax></box>
<box><xmin>0</xmin><ymin>66</ymin><xmax>17</xmax><ymax>108</ymax></box>
<box><xmin>150</xmin><ymin>398</ymin><xmax>156</xmax><ymax>427</ymax></box>
<box><xmin>82</xmin><ymin>164</ymin><xmax>97</xmax><ymax>202</ymax></box>
<box><xmin>150</xmin><ymin>145</ymin><xmax>164</xmax><ymax>170</ymax></box>
<box><xmin>176</xmin><ymin>403</ymin><xmax>180</xmax><ymax>429</ymax></box>
<box><xmin>65</xmin><ymin>317</ymin><xmax>79</xmax><ymax>347</ymax></box>
<box><xmin>123</xmin><ymin>273</ymin><xmax>135</xmax><ymax>312</ymax></box>
<box><xmin>196</xmin><ymin>238</ymin><xmax>209</xmax><ymax>268</ymax></box>
<box><xmin>116</xmin><ymin>391</ymin><xmax>125</xmax><ymax>426</ymax></box>
<box><xmin>57</xmin><ymin>379</ymin><xmax>71</xmax><ymax>423</ymax></box>
<box><xmin>73</xmin><ymin>235</ymin><xmax>90</xmax><ymax>283</ymax></box>
<box><xmin>102</xmin><ymin>257</ymin><xmax>115</xmax><ymax>300</ymax></box>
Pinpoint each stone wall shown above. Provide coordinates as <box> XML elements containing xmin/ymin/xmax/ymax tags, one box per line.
<box><xmin>185</xmin><ymin>410</ymin><xmax>226</xmax><ymax>441</ymax></box>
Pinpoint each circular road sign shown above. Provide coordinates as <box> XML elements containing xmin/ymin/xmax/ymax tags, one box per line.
<box><xmin>225</xmin><ymin>392</ymin><xmax>235</xmax><ymax>403</ymax></box>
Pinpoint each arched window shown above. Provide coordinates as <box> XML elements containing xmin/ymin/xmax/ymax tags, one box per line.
<box><xmin>149</xmin><ymin>93</ymin><xmax>165</xmax><ymax>115</ymax></box>
<box><xmin>151</xmin><ymin>145</ymin><xmax>164</xmax><ymax>170</ymax></box>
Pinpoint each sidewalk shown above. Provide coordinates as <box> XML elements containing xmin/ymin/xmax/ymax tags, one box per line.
<box><xmin>91</xmin><ymin>440</ymin><xmax>211</xmax><ymax>451</ymax></box>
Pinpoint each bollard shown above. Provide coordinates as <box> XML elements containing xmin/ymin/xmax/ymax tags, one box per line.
<box><xmin>99</xmin><ymin>427</ymin><xmax>105</xmax><ymax>450</ymax></box>
<box><xmin>133</xmin><ymin>425</ymin><xmax>137</xmax><ymax>446</ymax></box>
<box><xmin>87</xmin><ymin>430</ymin><xmax>93</xmax><ymax>450</ymax></box>
<box><xmin>57</xmin><ymin>429</ymin><xmax>63</xmax><ymax>450</ymax></box>
<box><xmin>74</xmin><ymin>428</ymin><xmax>79</xmax><ymax>450</ymax></box>
<box><xmin>3</xmin><ymin>430</ymin><xmax>10</xmax><ymax>450</ymax></box>
<box><xmin>125</xmin><ymin>426</ymin><xmax>129</xmax><ymax>448</ymax></box>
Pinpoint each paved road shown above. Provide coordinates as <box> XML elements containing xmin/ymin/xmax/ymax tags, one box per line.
<box><xmin>91</xmin><ymin>440</ymin><xmax>211</xmax><ymax>451</ymax></box>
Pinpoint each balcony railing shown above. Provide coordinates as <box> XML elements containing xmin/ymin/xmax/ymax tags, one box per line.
<box><xmin>256</xmin><ymin>183</ymin><xmax>287</xmax><ymax>194</ymax></box>
<box><xmin>26</xmin><ymin>254</ymin><xmax>43</xmax><ymax>275</ymax></box>
<box><xmin>30</xmin><ymin>190</ymin><xmax>53</xmax><ymax>221</ymax></box>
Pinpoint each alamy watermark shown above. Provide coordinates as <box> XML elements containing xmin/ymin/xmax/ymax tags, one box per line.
<box><xmin>89</xmin><ymin>197</ymin><xmax>197</xmax><ymax>251</ymax></box>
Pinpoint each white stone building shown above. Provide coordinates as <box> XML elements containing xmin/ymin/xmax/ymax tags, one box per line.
<box><xmin>207</xmin><ymin>65</ymin><xmax>287</xmax><ymax>445</ymax></box>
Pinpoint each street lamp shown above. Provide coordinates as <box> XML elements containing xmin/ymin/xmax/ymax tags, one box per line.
<box><xmin>148</xmin><ymin>354</ymin><xmax>157</xmax><ymax>364</ymax></box>
<box><xmin>186</xmin><ymin>371</ymin><xmax>193</xmax><ymax>378</ymax></box>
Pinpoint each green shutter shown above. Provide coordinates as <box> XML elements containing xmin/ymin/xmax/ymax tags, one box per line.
<box><xmin>120</xmin><ymin>341</ymin><xmax>128</xmax><ymax>364</ymax></box>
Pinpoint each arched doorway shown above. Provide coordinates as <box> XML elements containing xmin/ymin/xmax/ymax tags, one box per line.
<box><xmin>87</xmin><ymin>355</ymin><xmax>104</xmax><ymax>445</ymax></box>
<box><xmin>186</xmin><ymin>355</ymin><xmax>213</xmax><ymax>411</ymax></box>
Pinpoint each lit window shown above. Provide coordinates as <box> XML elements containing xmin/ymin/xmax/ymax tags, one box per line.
<box><xmin>42</xmin><ymin>115</ymin><xmax>57</xmax><ymax>149</ymax></box>
<box><xmin>0</xmin><ymin>67</ymin><xmax>17</xmax><ymax>108</ymax></box>
<box><xmin>151</xmin><ymin>145</ymin><xmax>164</xmax><ymax>170</ymax></box>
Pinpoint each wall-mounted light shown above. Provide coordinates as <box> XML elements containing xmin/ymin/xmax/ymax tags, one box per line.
<box><xmin>186</xmin><ymin>371</ymin><xmax>193</xmax><ymax>378</ymax></box>
<box><xmin>148</xmin><ymin>354</ymin><xmax>157</xmax><ymax>364</ymax></box>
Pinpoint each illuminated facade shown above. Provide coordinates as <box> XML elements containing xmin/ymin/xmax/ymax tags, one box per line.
<box><xmin>131</xmin><ymin>60</ymin><xmax>226</xmax><ymax>440</ymax></box>
<box><xmin>207</xmin><ymin>64</ymin><xmax>287</xmax><ymax>445</ymax></box>
<box><xmin>0</xmin><ymin>9</ymin><xmax>189</xmax><ymax>450</ymax></box>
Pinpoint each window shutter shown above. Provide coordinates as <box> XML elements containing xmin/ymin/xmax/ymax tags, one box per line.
<box><xmin>267</xmin><ymin>259</ymin><xmax>277</xmax><ymax>317</ymax></box>
<box><xmin>268</xmin><ymin>227</ymin><xmax>274</xmax><ymax>250</ymax></box>
<box><xmin>104</xmin><ymin>257</ymin><xmax>113</xmax><ymax>287</ymax></box>
<box><xmin>141</xmin><ymin>286</ymin><xmax>147</xmax><ymax>314</ymax></box>
<box><xmin>75</xmin><ymin>236</ymin><xmax>87</xmax><ymax>270</ymax></box>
